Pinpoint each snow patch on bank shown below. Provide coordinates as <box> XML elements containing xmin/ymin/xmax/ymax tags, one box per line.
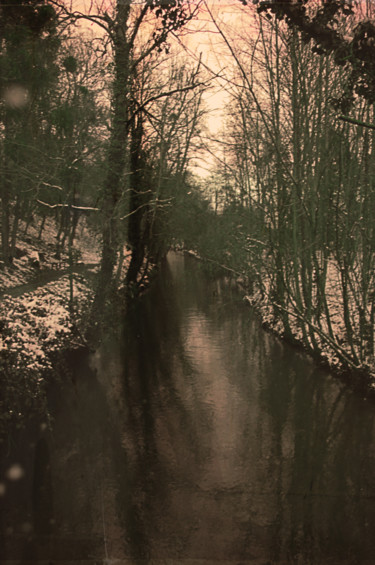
<box><xmin>244</xmin><ymin>270</ymin><xmax>375</xmax><ymax>387</ymax></box>
<box><xmin>0</xmin><ymin>275</ymin><xmax>93</xmax><ymax>372</ymax></box>
<box><xmin>0</xmin><ymin>274</ymin><xmax>94</xmax><ymax>436</ymax></box>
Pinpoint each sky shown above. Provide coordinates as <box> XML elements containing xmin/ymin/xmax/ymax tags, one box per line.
<box><xmin>68</xmin><ymin>0</ymin><xmax>256</xmax><ymax>176</ymax></box>
<box><xmin>175</xmin><ymin>1</ymin><xmax>254</xmax><ymax>176</ymax></box>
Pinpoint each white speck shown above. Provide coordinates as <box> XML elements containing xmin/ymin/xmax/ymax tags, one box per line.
<box><xmin>6</xmin><ymin>464</ymin><xmax>25</xmax><ymax>481</ymax></box>
<box><xmin>3</xmin><ymin>85</ymin><xmax>29</xmax><ymax>108</ymax></box>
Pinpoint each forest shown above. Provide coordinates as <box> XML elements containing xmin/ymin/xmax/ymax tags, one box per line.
<box><xmin>2</xmin><ymin>0</ymin><xmax>375</xmax><ymax>435</ymax></box>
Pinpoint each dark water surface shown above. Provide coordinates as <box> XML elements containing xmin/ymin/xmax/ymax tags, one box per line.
<box><xmin>2</xmin><ymin>252</ymin><xmax>375</xmax><ymax>564</ymax></box>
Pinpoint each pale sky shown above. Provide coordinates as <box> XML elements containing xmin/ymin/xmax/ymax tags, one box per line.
<box><xmin>176</xmin><ymin>1</ymin><xmax>255</xmax><ymax>176</ymax></box>
<box><xmin>68</xmin><ymin>0</ymin><xmax>256</xmax><ymax>177</ymax></box>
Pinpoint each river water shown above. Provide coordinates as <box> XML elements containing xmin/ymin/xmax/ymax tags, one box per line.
<box><xmin>1</xmin><ymin>252</ymin><xmax>375</xmax><ymax>564</ymax></box>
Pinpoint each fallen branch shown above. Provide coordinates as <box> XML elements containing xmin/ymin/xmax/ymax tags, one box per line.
<box><xmin>37</xmin><ymin>200</ymin><xmax>99</xmax><ymax>212</ymax></box>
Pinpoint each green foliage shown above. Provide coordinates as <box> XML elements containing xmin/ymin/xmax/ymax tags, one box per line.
<box><xmin>0</xmin><ymin>1</ymin><xmax>60</xmax><ymax>89</ymax></box>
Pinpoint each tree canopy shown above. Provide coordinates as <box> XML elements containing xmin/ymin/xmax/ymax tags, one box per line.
<box><xmin>254</xmin><ymin>0</ymin><xmax>375</xmax><ymax>111</ymax></box>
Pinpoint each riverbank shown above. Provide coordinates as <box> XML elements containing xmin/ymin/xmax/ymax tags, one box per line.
<box><xmin>243</xmin><ymin>281</ymin><xmax>375</xmax><ymax>397</ymax></box>
<box><xmin>0</xmin><ymin>273</ymin><xmax>96</xmax><ymax>437</ymax></box>
<box><xmin>0</xmin><ymin>218</ymin><xmax>101</xmax><ymax>441</ymax></box>
<box><xmin>0</xmin><ymin>217</ymin><xmax>158</xmax><ymax>441</ymax></box>
<box><xmin>2</xmin><ymin>236</ymin><xmax>374</xmax><ymax>441</ymax></box>
<box><xmin>183</xmin><ymin>249</ymin><xmax>375</xmax><ymax>395</ymax></box>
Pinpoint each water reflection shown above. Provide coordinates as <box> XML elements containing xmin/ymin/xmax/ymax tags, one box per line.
<box><xmin>116</xmin><ymin>254</ymin><xmax>375</xmax><ymax>563</ymax></box>
<box><xmin>1</xmin><ymin>252</ymin><xmax>375</xmax><ymax>564</ymax></box>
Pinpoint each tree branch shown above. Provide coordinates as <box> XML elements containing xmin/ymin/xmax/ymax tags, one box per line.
<box><xmin>128</xmin><ymin>82</ymin><xmax>207</xmax><ymax>125</ymax></box>
<box><xmin>338</xmin><ymin>115</ymin><xmax>375</xmax><ymax>131</ymax></box>
<box><xmin>128</xmin><ymin>2</ymin><xmax>149</xmax><ymax>49</ymax></box>
<box><xmin>49</xmin><ymin>1</ymin><xmax>114</xmax><ymax>38</ymax></box>
<box><xmin>119</xmin><ymin>198</ymin><xmax>171</xmax><ymax>221</ymax></box>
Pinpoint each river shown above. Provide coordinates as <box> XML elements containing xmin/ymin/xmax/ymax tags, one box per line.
<box><xmin>1</xmin><ymin>252</ymin><xmax>375</xmax><ymax>564</ymax></box>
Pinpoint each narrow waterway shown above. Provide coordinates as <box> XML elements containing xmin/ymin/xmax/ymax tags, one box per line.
<box><xmin>1</xmin><ymin>252</ymin><xmax>375</xmax><ymax>564</ymax></box>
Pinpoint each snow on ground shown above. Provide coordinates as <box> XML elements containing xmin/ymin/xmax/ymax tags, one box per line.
<box><xmin>0</xmin><ymin>273</ymin><xmax>95</xmax><ymax>437</ymax></box>
<box><xmin>244</xmin><ymin>257</ymin><xmax>375</xmax><ymax>385</ymax></box>
<box><xmin>0</xmin><ymin>275</ymin><xmax>94</xmax><ymax>373</ymax></box>
<box><xmin>0</xmin><ymin>217</ymin><xmax>102</xmax><ymax>435</ymax></box>
<box><xmin>0</xmin><ymin>217</ymin><xmax>101</xmax><ymax>369</ymax></box>
<box><xmin>0</xmin><ymin>217</ymin><xmax>101</xmax><ymax>293</ymax></box>
<box><xmin>0</xmin><ymin>211</ymin><xmax>158</xmax><ymax>435</ymax></box>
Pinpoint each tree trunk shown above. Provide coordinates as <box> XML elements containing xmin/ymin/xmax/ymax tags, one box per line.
<box><xmin>38</xmin><ymin>214</ymin><xmax>46</xmax><ymax>240</ymax></box>
<box><xmin>10</xmin><ymin>193</ymin><xmax>21</xmax><ymax>258</ymax></box>
<box><xmin>1</xmin><ymin>189</ymin><xmax>11</xmax><ymax>265</ymax></box>
<box><xmin>96</xmin><ymin>5</ymin><xmax>131</xmax><ymax>302</ymax></box>
<box><xmin>125</xmin><ymin>116</ymin><xmax>148</xmax><ymax>287</ymax></box>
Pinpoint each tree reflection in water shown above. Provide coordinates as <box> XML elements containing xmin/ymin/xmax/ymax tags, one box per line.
<box><xmin>1</xmin><ymin>252</ymin><xmax>375</xmax><ymax>564</ymax></box>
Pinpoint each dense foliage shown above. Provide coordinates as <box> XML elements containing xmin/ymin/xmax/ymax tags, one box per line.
<box><xmin>255</xmin><ymin>0</ymin><xmax>375</xmax><ymax>111</ymax></box>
